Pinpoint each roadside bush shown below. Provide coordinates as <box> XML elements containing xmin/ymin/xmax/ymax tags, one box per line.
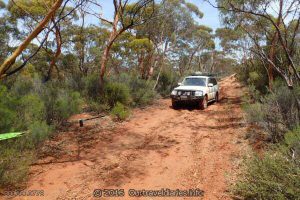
<box><xmin>84</xmin><ymin>73</ymin><xmax>101</xmax><ymax>101</ymax></box>
<box><xmin>0</xmin><ymin>146</ymin><xmax>34</xmax><ymax>189</ymax></box>
<box><xmin>236</xmin><ymin>61</ymin><xmax>268</xmax><ymax>94</ymax></box>
<box><xmin>244</xmin><ymin>82</ymin><xmax>300</xmax><ymax>143</ymax></box>
<box><xmin>54</xmin><ymin>91</ymin><xmax>83</xmax><ymax>122</ymax></box>
<box><xmin>14</xmin><ymin>94</ymin><xmax>46</xmax><ymax>131</ymax></box>
<box><xmin>41</xmin><ymin>82</ymin><xmax>83</xmax><ymax>125</ymax></box>
<box><xmin>0</xmin><ymin>85</ymin><xmax>17</xmax><ymax>132</ymax></box>
<box><xmin>110</xmin><ymin>102</ymin><xmax>130</xmax><ymax>120</ymax></box>
<box><xmin>104</xmin><ymin>82</ymin><xmax>131</xmax><ymax>107</ymax></box>
<box><xmin>129</xmin><ymin>77</ymin><xmax>156</xmax><ymax>107</ymax></box>
<box><xmin>0</xmin><ymin>133</ymin><xmax>37</xmax><ymax>189</ymax></box>
<box><xmin>28</xmin><ymin>121</ymin><xmax>52</xmax><ymax>148</ymax></box>
<box><xmin>155</xmin><ymin>69</ymin><xmax>179</xmax><ymax>97</ymax></box>
<box><xmin>84</xmin><ymin>73</ymin><xmax>157</xmax><ymax>109</ymax></box>
<box><xmin>233</xmin><ymin>152</ymin><xmax>300</xmax><ymax>199</ymax></box>
<box><xmin>281</xmin><ymin>127</ymin><xmax>300</xmax><ymax>162</ymax></box>
<box><xmin>87</xmin><ymin>100</ymin><xmax>110</xmax><ymax>113</ymax></box>
<box><xmin>233</xmin><ymin>128</ymin><xmax>300</xmax><ymax>199</ymax></box>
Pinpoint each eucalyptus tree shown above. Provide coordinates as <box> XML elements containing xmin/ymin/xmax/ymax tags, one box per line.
<box><xmin>0</xmin><ymin>0</ymin><xmax>64</xmax><ymax>79</ymax></box>
<box><xmin>0</xmin><ymin>1</ymin><xmax>18</xmax><ymax>65</ymax></box>
<box><xmin>67</xmin><ymin>25</ymin><xmax>109</xmax><ymax>75</ymax></box>
<box><xmin>89</xmin><ymin>0</ymin><xmax>156</xmax><ymax>89</ymax></box>
<box><xmin>172</xmin><ymin>25</ymin><xmax>215</xmax><ymax>75</ymax></box>
<box><xmin>211</xmin><ymin>0</ymin><xmax>300</xmax><ymax>90</ymax></box>
<box><xmin>0</xmin><ymin>0</ymin><xmax>86</xmax><ymax>80</ymax></box>
<box><xmin>136</xmin><ymin>0</ymin><xmax>206</xmax><ymax>83</ymax></box>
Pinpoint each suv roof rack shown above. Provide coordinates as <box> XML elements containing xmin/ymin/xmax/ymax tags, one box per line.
<box><xmin>190</xmin><ymin>72</ymin><xmax>215</xmax><ymax>77</ymax></box>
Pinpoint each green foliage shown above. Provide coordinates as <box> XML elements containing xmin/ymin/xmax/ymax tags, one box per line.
<box><xmin>0</xmin><ymin>145</ymin><xmax>34</xmax><ymax>188</ymax></box>
<box><xmin>16</xmin><ymin>94</ymin><xmax>45</xmax><ymax>130</ymax></box>
<box><xmin>0</xmin><ymin>85</ymin><xmax>17</xmax><ymax>132</ymax></box>
<box><xmin>233</xmin><ymin>127</ymin><xmax>300</xmax><ymax>199</ymax></box>
<box><xmin>233</xmin><ymin>152</ymin><xmax>300</xmax><ymax>199</ymax></box>
<box><xmin>87</xmin><ymin>100</ymin><xmax>110</xmax><ymax>113</ymax></box>
<box><xmin>243</xmin><ymin>102</ymin><xmax>264</xmax><ymax>123</ymax></box>
<box><xmin>39</xmin><ymin>81</ymin><xmax>83</xmax><ymax>125</ymax></box>
<box><xmin>110</xmin><ymin>102</ymin><xmax>130</xmax><ymax>121</ymax></box>
<box><xmin>184</xmin><ymin>2</ymin><xmax>203</xmax><ymax>18</ymax></box>
<box><xmin>83</xmin><ymin>73</ymin><xmax>156</xmax><ymax>110</ymax></box>
<box><xmin>84</xmin><ymin>73</ymin><xmax>101</xmax><ymax>101</ymax></box>
<box><xmin>128</xmin><ymin>38</ymin><xmax>153</xmax><ymax>51</ymax></box>
<box><xmin>104</xmin><ymin>82</ymin><xmax>131</xmax><ymax>108</ymax></box>
<box><xmin>129</xmin><ymin>77</ymin><xmax>156</xmax><ymax>107</ymax></box>
<box><xmin>281</xmin><ymin>127</ymin><xmax>300</xmax><ymax>161</ymax></box>
<box><xmin>156</xmin><ymin>69</ymin><xmax>179</xmax><ymax>97</ymax></box>
<box><xmin>236</xmin><ymin>60</ymin><xmax>269</xmax><ymax>94</ymax></box>
<box><xmin>0</xmin><ymin>77</ymin><xmax>83</xmax><ymax>189</ymax></box>
<box><xmin>0</xmin><ymin>1</ymin><xmax>5</xmax><ymax>8</ymax></box>
<box><xmin>28</xmin><ymin>121</ymin><xmax>52</xmax><ymax>147</ymax></box>
<box><xmin>54</xmin><ymin>91</ymin><xmax>83</xmax><ymax>122</ymax></box>
<box><xmin>244</xmin><ymin>82</ymin><xmax>300</xmax><ymax>143</ymax></box>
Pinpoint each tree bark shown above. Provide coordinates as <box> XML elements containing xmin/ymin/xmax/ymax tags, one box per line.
<box><xmin>0</xmin><ymin>0</ymin><xmax>63</xmax><ymax>78</ymax></box>
<box><xmin>267</xmin><ymin>33</ymin><xmax>277</xmax><ymax>89</ymax></box>
<box><xmin>45</xmin><ymin>17</ymin><xmax>62</xmax><ymax>81</ymax></box>
<box><xmin>99</xmin><ymin>11</ymin><xmax>121</xmax><ymax>90</ymax></box>
<box><xmin>267</xmin><ymin>0</ymin><xmax>282</xmax><ymax>90</ymax></box>
<box><xmin>153</xmin><ymin>41</ymin><xmax>168</xmax><ymax>90</ymax></box>
<box><xmin>79</xmin><ymin>11</ymin><xmax>86</xmax><ymax>75</ymax></box>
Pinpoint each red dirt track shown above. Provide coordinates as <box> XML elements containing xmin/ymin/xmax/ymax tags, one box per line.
<box><xmin>6</xmin><ymin>75</ymin><xmax>249</xmax><ymax>200</ymax></box>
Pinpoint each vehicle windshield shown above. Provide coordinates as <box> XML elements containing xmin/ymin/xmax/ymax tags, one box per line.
<box><xmin>182</xmin><ymin>77</ymin><xmax>206</xmax><ymax>86</ymax></box>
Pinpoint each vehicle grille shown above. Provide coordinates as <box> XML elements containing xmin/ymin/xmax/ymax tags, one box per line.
<box><xmin>177</xmin><ymin>90</ymin><xmax>195</xmax><ymax>96</ymax></box>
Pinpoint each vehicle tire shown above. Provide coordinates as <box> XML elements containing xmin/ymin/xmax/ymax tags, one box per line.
<box><xmin>200</xmin><ymin>95</ymin><xmax>208</xmax><ymax>110</ymax></box>
<box><xmin>215</xmin><ymin>92</ymin><xmax>219</xmax><ymax>103</ymax></box>
<box><xmin>172</xmin><ymin>100</ymin><xmax>179</xmax><ymax>109</ymax></box>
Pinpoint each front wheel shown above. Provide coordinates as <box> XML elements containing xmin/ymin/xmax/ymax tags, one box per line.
<box><xmin>172</xmin><ymin>100</ymin><xmax>179</xmax><ymax>109</ymax></box>
<box><xmin>215</xmin><ymin>92</ymin><xmax>219</xmax><ymax>103</ymax></box>
<box><xmin>199</xmin><ymin>96</ymin><xmax>208</xmax><ymax>110</ymax></box>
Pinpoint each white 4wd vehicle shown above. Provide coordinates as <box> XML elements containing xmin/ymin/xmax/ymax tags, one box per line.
<box><xmin>170</xmin><ymin>75</ymin><xmax>219</xmax><ymax>109</ymax></box>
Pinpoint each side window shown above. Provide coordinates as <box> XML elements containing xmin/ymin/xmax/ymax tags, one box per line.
<box><xmin>213</xmin><ymin>78</ymin><xmax>217</xmax><ymax>85</ymax></box>
<box><xmin>208</xmin><ymin>78</ymin><xmax>217</xmax><ymax>85</ymax></box>
<box><xmin>208</xmin><ymin>78</ymin><xmax>213</xmax><ymax>85</ymax></box>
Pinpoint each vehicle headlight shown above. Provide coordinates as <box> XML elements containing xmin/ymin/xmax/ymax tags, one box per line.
<box><xmin>171</xmin><ymin>90</ymin><xmax>177</xmax><ymax>95</ymax></box>
<box><xmin>195</xmin><ymin>90</ymin><xmax>203</xmax><ymax>96</ymax></box>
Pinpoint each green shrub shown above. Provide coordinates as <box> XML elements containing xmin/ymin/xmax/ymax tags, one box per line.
<box><xmin>55</xmin><ymin>91</ymin><xmax>83</xmax><ymax>121</ymax></box>
<box><xmin>110</xmin><ymin>102</ymin><xmax>130</xmax><ymax>120</ymax></box>
<box><xmin>84</xmin><ymin>73</ymin><xmax>101</xmax><ymax>101</ymax></box>
<box><xmin>104</xmin><ymin>82</ymin><xmax>131</xmax><ymax>107</ymax></box>
<box><xmin>10</xmin><ymin>74</ymin><xmax>35</xmax><ymax>97</ymax></box>
<box><xmin>87</xmin><ymin>100</ymin><xmax>110</xmax><ymax>113</ymax></box>
<box><xmin>233</xmin><ymin>127</ymin><xmax>300</xmax><ymax>199</ymax></box>
<box><xmin>41</xmin><ymin>83</ymin><xmax>83</xmax><ymax>125</ymax></box>
<box><xmin>155</xmin><ymin>69</ymin><xmax>179</xmax><ymax>97</ymax></box>
<box><xmin>236</xmin><ymin>60</ymin><xmax>268</xmax><ymax>94</ymax></box>
<box><xmin>0</xmin><ymin>144</ymin><xmax>34</xmax><ymax>188</ymax></box>
<box><xmin>0</xmin><ymin>85</ymin><xmax>17</xmax><ymax>132</ymax></box>
<box><xmin>15</xmin><ymin>94</ymin><xmax>46</xmax><ymax>131</ymax></box>
<box><xmin>244</xmin><ymin>82</ymin><xmax>300</xmax><ymax>143</ymax></box>
<box><xmin>28</xmin><ymin>121</ymin><xmax>52</xmax><ymax>148</ymax></box>
<box><xmin>243</xmin><ymin>102</ymin><xmax>264</xmax><ymax>124</ymax></box>
<box><xmin>129</xmin><ymin>77</ymin><xmax>156</xmax><ymax>107</ymax></box>
<box><xmin>233</xmin><ymin>152</ymin><xmax>300</xmax><ymax>199</ymax></box>
<box><xmin>281</xmin><ymin>127</ymin><xmax>300</xmax><ymax>162</ymax></box>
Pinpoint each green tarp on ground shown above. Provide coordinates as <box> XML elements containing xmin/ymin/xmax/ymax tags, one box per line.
<box><xmin>0</xmin><ymin>132</ymin><xmax>24</xmax><ymax>141</ymax></box>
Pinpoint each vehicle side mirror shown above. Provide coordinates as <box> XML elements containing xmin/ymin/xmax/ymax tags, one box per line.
<box><xmin>178</xmin><ymin>82</ymin><xmax>182</xmax><ymax>86</ymax></box>
<box><xmin>208</xmin><ymin>83</ymin><xmax>213</xmax><ymax>87</ymax></box>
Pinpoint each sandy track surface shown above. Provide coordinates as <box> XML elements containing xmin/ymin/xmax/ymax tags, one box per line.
<box><xmin>5</xmin><ymin>75</ymin><xmax>249</xmax><ymax>200</ymax></box>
